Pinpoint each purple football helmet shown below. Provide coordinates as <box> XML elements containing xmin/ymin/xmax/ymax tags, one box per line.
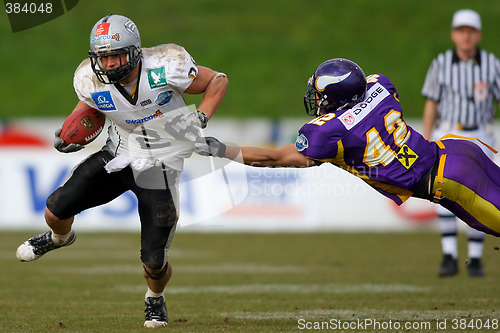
<box><xmin>304</xmin><ymin>58</ymin><xmax>367</xmax><ymax>116</ymax></box>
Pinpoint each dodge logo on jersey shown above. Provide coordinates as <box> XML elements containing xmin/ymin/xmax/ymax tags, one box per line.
<box><xmin>340</xmin><ymin>112</ymin><xmax>355</xmax><ymax>126</ymax></box>
<box><xmin>92</xmin><ymin>91</ymin><xmax>116</xmax><ymax>111</ymax></box>
<box><xmin>339</xmin><ymin>82</ymin><xmax>389</xmax><ymax>130</ymax></box>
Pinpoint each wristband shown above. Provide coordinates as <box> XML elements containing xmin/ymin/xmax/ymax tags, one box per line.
<box><xmin>197</xmin><ymin>110</ymin><xmax>208</xmax><ymax>129</ymax></box>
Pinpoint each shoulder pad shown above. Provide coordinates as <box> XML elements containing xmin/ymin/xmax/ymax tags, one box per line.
<box><xmin>74</xmin><ymin>58</ymin><xmax>104</xmax><ymax>107</ymax></box>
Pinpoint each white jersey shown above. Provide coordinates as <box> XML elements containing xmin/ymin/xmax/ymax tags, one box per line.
<box><xmin>74</xmin><ymin>44</ymin><xmax>203</xmax><ymax>172</ymax></box>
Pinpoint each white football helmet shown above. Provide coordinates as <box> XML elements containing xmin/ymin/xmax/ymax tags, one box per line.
<box><xmin>88</xmin><ymin>14</ymin><xmax>142</xmax><ymax>84</ymax></box>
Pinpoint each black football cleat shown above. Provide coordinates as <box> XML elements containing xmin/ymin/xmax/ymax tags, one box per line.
<box><xmin>467</xmin><ymin>258</ymin><xmax>485</xmax><ymax>277</ymax></box>
<box><xmin>438</xmin><ymin>254</ymin><xmax>458</xmax><ymax>277</ymax></box>
<box><xmin>16</xmin><ymin>230</ymin><xmax>76</xmax><ymax>262</ymax></box>
<box><xmin>144</xmin><ymin>296</ymin><xmax>168</xmax><ymax>328</ymax></box>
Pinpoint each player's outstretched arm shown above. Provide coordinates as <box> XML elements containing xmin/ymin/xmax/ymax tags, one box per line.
<box><xmin>226</xmin><ymin>144</ymin><xmax>315</xmax><ymax>168</ymax></box>
<box><xmin>185</xmin><ymin>66</ymin><xmax>228</xmax><ymax>120</ymax></box>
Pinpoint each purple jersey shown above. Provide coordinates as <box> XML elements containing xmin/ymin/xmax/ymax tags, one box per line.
<box><xmin>296</xmin><ymin>74</ymin><xmax>438</xmax><ymax>205</ymax></box>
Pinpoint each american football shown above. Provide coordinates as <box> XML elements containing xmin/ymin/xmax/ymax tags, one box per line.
<box><xmin>60</xmin><ymin>106</ymin><xmax>105</xmax><ymax>145</ymax></box>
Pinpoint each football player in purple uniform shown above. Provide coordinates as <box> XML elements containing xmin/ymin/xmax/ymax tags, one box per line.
<box><xmin>217</xmin><ymin>58</ymin><xmax>500</xmax><ymax>237</ymax></box>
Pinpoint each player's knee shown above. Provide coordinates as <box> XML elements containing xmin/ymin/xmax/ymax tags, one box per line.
<box><xmin>44</xmin><ymin>207</ymin><xmax>64</xmax><ymax>223</ymax></box>
<box><xmin>141</xmin><ymin>248</ymin><xmax>167</xmax><ymax>271</ymax></box>
<box><xmin>46</xmin><ymin>190</ymin><xmax>70</xmax><ymax>219</ymax></box>
<box><xmin>143</xmin><ymin>263</ymin><xmax>169</xmax><ymax>280</ymax></box>
<box><xmin>46</xmin><ymin>190</ymin><xmax>60</xmax><ymax>213</ymax></box>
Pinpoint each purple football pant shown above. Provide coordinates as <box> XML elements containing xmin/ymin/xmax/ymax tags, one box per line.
<box><xmin>431</xmin><ymin>138</ymin><xmax>500</xmax><ymax>237</ymax></box>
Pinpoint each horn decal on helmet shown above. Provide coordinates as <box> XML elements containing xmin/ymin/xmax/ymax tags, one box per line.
<box><xmin>315</xmin><ymin>72</ymin><xmax>352</xmax><ymax>91</ymax></box>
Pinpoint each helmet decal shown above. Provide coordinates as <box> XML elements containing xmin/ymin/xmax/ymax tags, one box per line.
<box><xmin>124</xmin><ymin>20</ymin><xmax>139</xmax><ymax>38</ymax></box>
<box><xmin>315</xmin><ymin>72</ymin><xmax>352</xmax><ymax>91</ymax></box>
<box><xmin>95</xmin><ymin>23</ymin><xmax>110</xmax><ymax>36</ymax></box>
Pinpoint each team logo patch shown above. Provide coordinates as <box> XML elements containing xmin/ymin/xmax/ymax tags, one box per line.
<box><xmin>155</xmin><ymin>91</ymin><xmax>174</xmax><ymax>106</ymax></box>
<box><xmin>396</xmin><ymin>145</ymin><xmax>418</xmax><ymax>169</ymax></box>
<box><xmin>148</xmin><ymin>68</ymin><xmax>167</xmax><ymax>89</ymax></box>
<box><xmin>91</xmin><ymin>91</ymin><xmax>116</xmax><ymax>111</ymax></box>
<box><xmin>188</xmin><ymin>67</ymin><xmax>197</xmax><ymax>80</ymax></box>
<box><xmin>295</xmin><ymin>134</ymin><xmax>309</xmax><ymax>152</ymax></box>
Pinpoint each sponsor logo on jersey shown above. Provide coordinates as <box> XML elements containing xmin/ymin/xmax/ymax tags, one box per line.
<box><xmin>396</xmin><ymin>144</ymin><xmax>418</xmax><ymax>169</ymax></box>
<box><xmin>148</xmin><ymin>68</ymin><xmax>167</xmax><ymax>89</ymax></box>
<box><xmin>155</xmin><ymin>91</ymin><xmax>174</xmax><ymax>106</ymax></box>
<box><xmin>140</xmin><ymin>99</ymin><xmax>152</xmax><ymax>107</ymax></box>
<box><xmin>295</xmin><ymin>134</ymin><xmax>309</xmax><ymax>152</ymax></box>
<box><xmin>95</xmin><ymin>23</ymin><xmax>110</xmax><ymax>36</ymax></box>
<box><xmin>339</xmin><ymin>82</ymin><xmax>390</xmax><ymax>130</ymax></box>
<box><xmin>91</xmin><ymin>91</ymin><xmax>116</xmax><ymax>111</ymax></box>
<box><xmin>125</xmin><ymin>110</ymin><xmax>164</xmax><ymax>124</ymax></box>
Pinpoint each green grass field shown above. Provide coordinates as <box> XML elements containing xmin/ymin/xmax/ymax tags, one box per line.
<box><xmin>1</xmin><ymin>231</ymin><xmax>499</xmax><ymax>332</ymax></box>
<box><xmin>2</xmin><ymin>0</ymin><xmax>500</xmax><ymax>119</ymax></box>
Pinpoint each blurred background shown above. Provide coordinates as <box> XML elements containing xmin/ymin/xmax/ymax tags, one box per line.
<box><xmin>1</xmin><ymin>0</ymin><xmax>500</xmax><ymax>232</ymax></box>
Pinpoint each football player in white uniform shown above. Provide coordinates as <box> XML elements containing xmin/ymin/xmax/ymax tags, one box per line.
<box><xmin>16</xmin><ymin>14</ymin><xmax>228</xmax><ymax>328</ymax></box>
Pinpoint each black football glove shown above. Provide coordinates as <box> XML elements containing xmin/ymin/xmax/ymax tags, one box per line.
<box><xmin>53</xmin><ymin>128</ymin><xmax>84</xmax><ymax>153</ymax></box>
<box><xmin>195</xmin><ymin>136</ymin><xmax>226</xmax><ymax>158</ymax></box>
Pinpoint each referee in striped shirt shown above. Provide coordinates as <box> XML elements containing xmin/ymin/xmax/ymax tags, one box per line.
<box><xmin>421</xmin><ymin>9</ymin><xmax>500</xmax><ymax>278</ymax></box>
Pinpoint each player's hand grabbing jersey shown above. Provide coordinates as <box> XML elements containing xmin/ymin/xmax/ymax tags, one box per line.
<box><xmin>74</xmin><ymin>44</ymin><xmax>202</xmax><ymax>172</ymax></box>
<box><xmin>296</xmin><ymin>74</ymin><xmax>438</xmax><ymax>205</ymax></box>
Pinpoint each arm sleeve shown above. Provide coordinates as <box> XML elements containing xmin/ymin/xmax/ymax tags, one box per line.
<box><xmin>164</xmin><ymin>45</ymin><xmax>198</xmax><ymax>93</ymax></box>
<box><xmin>73</xmin><ymin>58</ymin><xmax>99</xmax><ymax>109</ymax></box>
<box><xmin>490</xmin><ymin>54</ymin><xmax>500</xmax><ymax>102</ymax></box>
<box><xmin>421</xmin><ymin>58</ymin><xmax>441</xmax><ymax>102</ymax></box>
<box><xmin>297</xmin><ymin>125</ymin><xmax>338</xmax><ymax>161</ymax></box>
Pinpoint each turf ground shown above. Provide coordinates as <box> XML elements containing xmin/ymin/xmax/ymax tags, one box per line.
<box><xmin>1</xmin><ymin>231</ymin><xmax>499</xmax><ymax>332</ymax></box>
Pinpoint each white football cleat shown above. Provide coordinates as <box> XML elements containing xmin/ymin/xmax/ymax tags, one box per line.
<box><xmin>16</xmin><ymin>230</ymin><xmax>76</xmax><ymax>262</ymax></box>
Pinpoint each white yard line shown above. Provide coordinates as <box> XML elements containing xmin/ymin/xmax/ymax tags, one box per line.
<box><xmin>117</xmin><ymin>282</ymin><xmax>429</xmax><ymax>294</ymax></box>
